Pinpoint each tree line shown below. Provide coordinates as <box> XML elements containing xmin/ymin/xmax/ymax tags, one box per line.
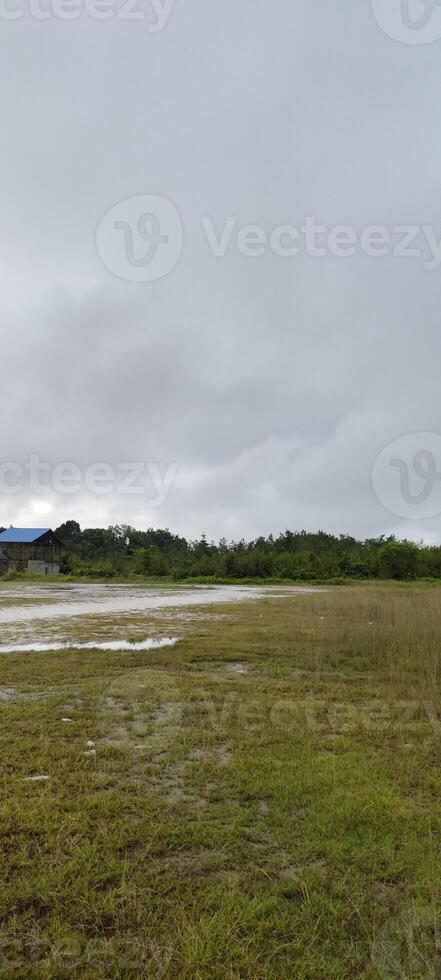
<box><xmin>48</xmin><ymin>521</ymin><xmax>441</xmax><ymax>581</ymax></box>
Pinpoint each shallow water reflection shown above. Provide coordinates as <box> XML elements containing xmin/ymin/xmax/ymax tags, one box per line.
<box><xmin>0</xmin><ymin>637</ymin><xmax>178</xmax><ymax>655</ymax></box>
<box><xmin>0</xmin><ymin>583</ymin><xmax>322</xmax><ymax>651</ymax></box>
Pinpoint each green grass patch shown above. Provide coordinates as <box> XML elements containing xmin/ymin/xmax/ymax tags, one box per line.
<box><xmin>1</xmin><ymin>584</ymin><xmax>441</xmax><ymax>976</ymax></box>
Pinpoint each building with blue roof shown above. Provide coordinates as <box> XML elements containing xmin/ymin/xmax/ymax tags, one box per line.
<box><xmin>0</xmin><ymin>528</ymin><xmax>62</xmax><ymax>575</ymax></box>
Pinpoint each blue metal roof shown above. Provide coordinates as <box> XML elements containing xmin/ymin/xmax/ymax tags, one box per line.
<box><xmin>0</xmin><ymin>527</ymin><xmax>52</xmax><ymax>543</ymax></box>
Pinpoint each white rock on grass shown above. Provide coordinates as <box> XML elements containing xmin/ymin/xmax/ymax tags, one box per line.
<box><xmin>23</xmin><ymin>775</ymin><xmax>50</xmax><ymax>782</ymax></box>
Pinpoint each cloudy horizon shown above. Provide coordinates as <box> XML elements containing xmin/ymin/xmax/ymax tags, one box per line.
<box><xmin>1</xmin><ymin>1</ymin><xmax>441</xmax><ymax>543</ymax></box>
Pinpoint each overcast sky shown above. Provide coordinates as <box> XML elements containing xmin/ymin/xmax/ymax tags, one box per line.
<box><xmin>1</xmin><ymin>0</ymin><xmax>440</xmax><ymax>541</ymax></box>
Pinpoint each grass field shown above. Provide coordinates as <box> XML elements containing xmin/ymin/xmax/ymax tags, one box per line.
<box><xmin>1</xmin><ymin>583</ymin><xmax>441</xmax><ymax>978</ymax></box>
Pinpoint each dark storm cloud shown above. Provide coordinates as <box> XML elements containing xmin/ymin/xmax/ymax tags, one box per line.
<box><xmin>1</xmin><ymin>1</ymin><xmax>440</xmax><ymax>539</ymax></box>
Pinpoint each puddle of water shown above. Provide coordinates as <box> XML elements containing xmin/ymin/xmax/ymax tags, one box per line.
<box><xmin>0</xmin><ymin>637</ymin><xmax>178</xmax><ymax>655</ymax></box>
<box><xmin>0</xmin><ymin>585</ymin><xmax>240</xmax><ymax>625</ymax></box>
<box><xmin>0</xmin><ymin>687</ymin><xmax>18</xmax><ymax>701</ymax></box>
<box><xmin>0</xmin><ymin>584</ymin><xmax>322</xmax><ymax>625</ymax></box>
<box><xmin>0</xmin><ymin>583</ymin><xmax>323</xmax><ymax>650</ymax></box>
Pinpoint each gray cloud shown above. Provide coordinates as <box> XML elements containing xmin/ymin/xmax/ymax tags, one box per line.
<box><xmin>1</xmin><ymin>1</ymin><xmax>440</xmax><ymax>540</ymax></box>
